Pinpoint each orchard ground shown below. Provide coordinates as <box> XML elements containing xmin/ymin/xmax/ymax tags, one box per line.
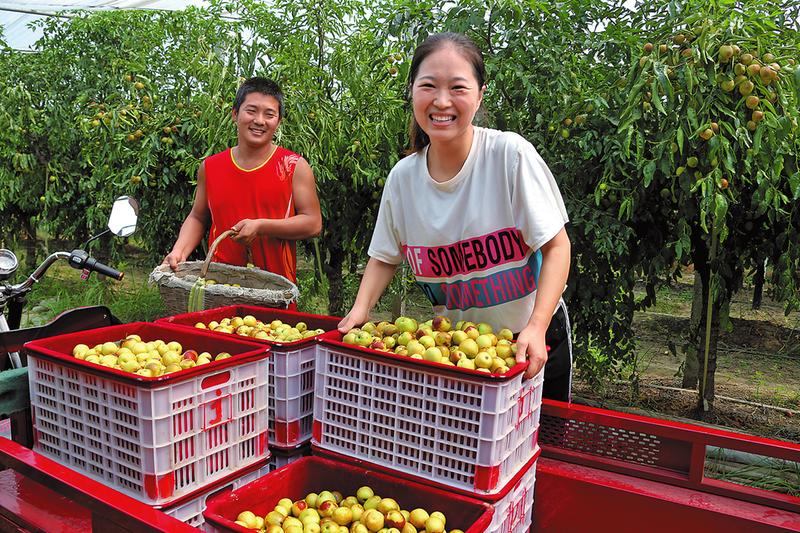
<box><xmin>20</xmin><ymin>249</ymin><xmax>800</xmax><ymax>443</ymax></box>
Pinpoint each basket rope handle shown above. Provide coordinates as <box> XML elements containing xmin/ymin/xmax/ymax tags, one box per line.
<box><xmin>201</xmin><ymin>229</ymin><xmax>253</xmax><ymax>278</ymax></box>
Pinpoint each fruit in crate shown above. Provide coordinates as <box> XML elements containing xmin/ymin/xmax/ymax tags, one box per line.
<box><xmin>341</xmin><ymin>315</ymin><xmax>518</xmax><ymax>375</ymax></box>
<box><xmin>71</xmin><ymin>334</ymin><xmax>231</xmax><ymax>376</ymax></box>
<box><xmin>195</xmin><ymin>315</ymin><xmax>324</xmax><ymax>342</ymax></box>
<box><xmin>235</xmin><ymin>487</ymin><xmax>452</xmax><ymax>531</ymax></box>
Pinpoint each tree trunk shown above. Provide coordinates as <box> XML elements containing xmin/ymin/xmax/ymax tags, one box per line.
<box><xmin>21</xmin><ymin>217</ymin><xmax>37</xmax><ymax>272</ymax></box>
<box><xmin>681</xmin><ymin>274</ymin><xmax>704</xmax><ymax>389</ymax></box>
<box><xmin>752</xmin><ymin>260</ymin><xmax>765</xmax><ymax>310</ymax></box>
<box><xmin>324</xmin><ymin>244</ymin><xmax>346</xmax><ymax>316</ymax></box>
<box><xmin>688</xmin><ymin>262</ymin><xmax>723</xmax><ymax>414</ymax></box>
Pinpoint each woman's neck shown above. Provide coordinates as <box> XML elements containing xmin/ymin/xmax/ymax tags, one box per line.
<box><xmin>426</xmin><ymin>126</ymin><xmax>475</xmax><ymax>183</ymax></box>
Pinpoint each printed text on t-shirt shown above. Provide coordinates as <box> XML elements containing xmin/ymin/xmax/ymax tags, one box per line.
<box><xmin>402</xmin><ymin>228</ymin><xmax>529</xmax><ymax>277</ymax></box>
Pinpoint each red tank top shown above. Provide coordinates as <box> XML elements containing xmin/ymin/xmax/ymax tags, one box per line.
<box><xmin>204</xmin><ymin>146</ymin><xmax>300</xmax><ymax>282</ymax></box>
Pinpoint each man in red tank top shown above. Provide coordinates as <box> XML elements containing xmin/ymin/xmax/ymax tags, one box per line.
<box><xmin>163</xmin><ymin>77</ymin><xmax>321</xmax><ymax>284</ymax></box>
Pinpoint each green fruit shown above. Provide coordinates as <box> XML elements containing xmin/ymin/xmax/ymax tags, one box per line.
<box><xmin>687</xmin><ymin>156</ymin><xmax>699</xmax><ymax>168</ymax></box>
<box><xmin>738</xmin><ymin>80</ymin><xmax>754</xmax><ymax>96</ymax></box>
<box><xmin>718</xmin><ymin>45</ymin><xmax>733</xmax><ymax>63</ymax></box>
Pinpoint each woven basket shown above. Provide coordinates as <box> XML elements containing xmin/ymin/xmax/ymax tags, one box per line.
<box><xmin>150</xmin><ymin>230</ymin><xmax>299</xmax><ymax>316</ymax></box>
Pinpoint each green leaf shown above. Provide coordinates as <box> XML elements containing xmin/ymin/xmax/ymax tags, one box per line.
<box><xmin>650</xmin><ymin>77</ymin><xmax>665</xmax><ymax>114</ymax></box>
<box><xmin>643</xmin><ymin>160</ymin><xmax>656</xmax><ymax>187</ymax></box>
<box><xmin>714</xmin><ymin>193</ymin><xmax>728</xmax><ymax>226</ymax></box>
<box><xmin>790</xmin><ymin>172</ymin><xmax>800</xmax><ymax>200</ymax></box>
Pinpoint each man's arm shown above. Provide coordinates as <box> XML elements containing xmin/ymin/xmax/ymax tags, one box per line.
<box><xmin>231</xmin><ymin>157</ymin><xmax>322</xmax><ymax>244</ymax></box>
<box><xmin>163</xmin><ymin>162</ymin><xmax>211</xmax><ymax>270</ymax></box>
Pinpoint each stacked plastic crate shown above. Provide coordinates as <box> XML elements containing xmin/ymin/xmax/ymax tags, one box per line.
<box><xmin>159</xmin><ymin>305</ymin><xmax>340</xmax><ymax>458</ymax></box>
<box><xmin>24</xmin><ymin>321</ymin><xmax>273</xmax><ymax>530</ymax></box>
<box><xmin>310</xmin><ymin>329</ymin><xmax>544</xmax><ymax>533</ymax></box>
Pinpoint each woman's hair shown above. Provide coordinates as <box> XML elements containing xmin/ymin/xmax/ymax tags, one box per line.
<box><xmin>407</xmin><ymin>32</ymin><xmax>486</xmax><ymax>154</ymax></box>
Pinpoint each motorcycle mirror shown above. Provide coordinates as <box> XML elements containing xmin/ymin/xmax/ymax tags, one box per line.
<box><xmin>107</xmin><ymin>196</ymin><xmax>139</xmax><ymax>237</ymax></box>
<box><xmin>0</xmin><ymin>249</ymin><xmax>19</xmax><ymax>281</ymax></box>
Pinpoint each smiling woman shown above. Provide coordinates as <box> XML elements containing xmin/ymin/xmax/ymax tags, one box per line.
<box><xmin>338</xmin><ymin>32</ymin><xmax>574</xmax><ymax>401</ymax></box>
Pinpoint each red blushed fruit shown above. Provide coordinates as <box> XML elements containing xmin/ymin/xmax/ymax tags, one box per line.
<box><xmin>318</xmin><ymin>500</ymin><xmax>337</xmax><ymax>517</ymax></box>
<box><xmin>385</xmin><ymin>510</ymin><xmax>406</xmax><ymax>529</ymax></box>
<box><xmin>369</xmin><ymin>339</ymin><xmax>386</xmax><ymax>350</ymax></box>
<box><xmin>182</xmin><ymin>350</ymin><xmax>198</xmax><ymax>362</ymax></box>
<box><xmin>291</xmin><ymin>500</ymin><xmax>308</xmax><ymax>516</ymax></box>
<box><xmin>432</xmin><ymin>315</ymin><xmax>451</xmax><ymax>332</ymax></box>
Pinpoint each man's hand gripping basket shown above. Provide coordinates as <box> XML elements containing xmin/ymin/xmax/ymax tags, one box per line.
<box><xmin>150</xmin><ymin>230</ymin><xmax>299</xmax><ymax>315</ymax></box>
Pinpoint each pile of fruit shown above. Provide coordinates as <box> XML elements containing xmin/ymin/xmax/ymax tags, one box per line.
<box><xmin>234</xmin><ymin>486</ymin><xmax>459</xmax><ymax>533</ymax></box>
<box><xmin>194</xmin><ymin>315</ymin><xmax>324</xmax><ymax>343</ymax></box>
<box><xmin>342</xmin><ymin>315</ymin><xmax>518</xmax><ymax>374</ymax></box>
<box><xmin>71</xmin><ymin>334</ymin><xmax>231</xmax><ymax>377</ymax></box>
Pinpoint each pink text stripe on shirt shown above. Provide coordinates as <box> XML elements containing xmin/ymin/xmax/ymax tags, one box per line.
<box><xmin>402</xmin><ymin>228</ymin><xmax>530</xmax><ymax>278</ymax></box>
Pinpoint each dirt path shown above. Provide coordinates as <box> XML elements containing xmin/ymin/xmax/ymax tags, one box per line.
<box><xmin>577</xmin><ymin>276</ymin><xmax>800</xmax><ymax>443</ymax></box>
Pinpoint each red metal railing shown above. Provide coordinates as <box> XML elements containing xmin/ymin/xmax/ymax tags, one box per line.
<box><xmin>539</xmin><ymin>399</ymin><xmax>800</xmax><ymax>513</ymax></box>
<box><xmin>0</xmin><ymin>436</ymin><xmax>196</xmax><ymax>532</ymax></box>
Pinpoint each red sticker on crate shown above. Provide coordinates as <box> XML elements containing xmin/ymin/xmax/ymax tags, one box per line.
<box><xmin>474</xmin><ymin>464</ymin><xmax>500</xmax><ymax>492</ymax></box>
<box><xmin>203</xmin><ymin>392</ymin><xmax>232</xmax><ymax>429</ymax></box>
<box><xmin>515</xmin><ymin>387</ymin><xmax>536</xmax><ymax>429</ymax></box>
<box><xmin>275</xmin><ymin>420</ymin><xmax>301</xmax><ymax>446</ymax></box>
<box><xmin>144</xmin><ymin>472</ymin><xmax>175</xmax><ymax>500</ymax></box>
<box><xmin>503</xmin><ymin>486</ymin><xmax>528</xmax><ymax>533</ymax></box>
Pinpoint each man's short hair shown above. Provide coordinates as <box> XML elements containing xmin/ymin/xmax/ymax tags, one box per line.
<box><xmin>233</xmin><ymin>77</ymin><xmax>284</xmax><ymax>117</ymax></box>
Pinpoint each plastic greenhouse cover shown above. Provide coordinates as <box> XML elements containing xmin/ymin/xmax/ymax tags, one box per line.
<box><xmin>1</xmin><ymin>0</ymin><xmax>208</xmax><ymax>50</ymax></box>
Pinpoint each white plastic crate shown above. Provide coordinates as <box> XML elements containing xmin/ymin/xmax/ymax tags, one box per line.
<box><xmin>28</xmin><ymin>351</ymin><xmax>270</xmax><ymax>505</ymax></box>
<box><xmin>267</xmin><ymin>443</ymin><xmax>310</xmax><ymax>471</ymax></box>
<box><xmin>161</xmin><ymin>460</ymin><xmax>272</xmax><ymax>531</ymax></box>
<box><xmin>313</xmin><ymin>340</ymin><xmax>543</xmax><ymax>495</ymax></box>
<box><xmin>156</xmin><ymin>306</ymin><xmax>341</xmax><ymax>448</ymax></box>
<box><xmin>487</xmin><ymin>454</ymin><xmax>538</xmax><ymax>533</ymax></box>
<box><xmin>268</xmin><ymin>345</ymin><xmax>316</xmax><ymax>448</ymax></box>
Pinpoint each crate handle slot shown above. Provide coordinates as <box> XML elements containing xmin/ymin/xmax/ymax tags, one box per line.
<box><xmin>202</xmin><ymin>371</ymin><xmax>231</xmax><ymax>389</ymax></box>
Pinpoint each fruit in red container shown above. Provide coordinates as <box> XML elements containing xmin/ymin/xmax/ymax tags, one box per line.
<box><xmin>361</xmin><ymin>509</ymin><xmax>385</xmax><ymax>532</ymax></box>
<box><xmin>385</xmin><ymin>509</ymin><xmax>406</xmax><ymax>528</ymax></box>
<box><xmin>394</xmin><ymin>316</ymin><xmax>418</xmax><ymax>333</ymax></box>
<box><xmin>318</xmin><ymin>499</ymin><xmax>337</xmax><ymax>517</ymax></box>
<box><xmin>408</xmin><ymin>509</ymin><xmax>429</xmax><ymax>528</ymax></box>
<box><xmin>331</xmin><ymin>505</ymin><xmax>353</xmax><ymax>525</ymax></box>
<box><xmin>356</xmin><ymin>486</ymin><xmax>374</xmax><ymax>503</ymax></box>
<box><xmin>432</xmin><ymin>315</ymin><xmax>451</xmax><ymax>332</ymax></box>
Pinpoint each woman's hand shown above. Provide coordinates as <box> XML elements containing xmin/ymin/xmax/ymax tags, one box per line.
<box><xmin>515</xmin><ymin>324</ymin><xmax>548</xmax><ymax>379</ymax></box>
<box><xmin>338</xmin><ymin>306</ymin><xmax>370</xmax><ymax>333</ymax></box>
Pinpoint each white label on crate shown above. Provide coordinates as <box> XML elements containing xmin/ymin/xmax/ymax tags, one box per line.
<box><xmin>0</xmin><ymin>418</ymin><xmax>10</xmax><ymax>440</ymax></box>
<box><xmin>203</xmin><ymin>391</ymin><xmax>232</xmax><ymax>429</ymax></box>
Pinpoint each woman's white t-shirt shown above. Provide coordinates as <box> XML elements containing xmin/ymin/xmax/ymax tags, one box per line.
<box><xmin>369</xmin><ymin>127</ymin><xmax>568</xmax><ymax>333</ymax></box>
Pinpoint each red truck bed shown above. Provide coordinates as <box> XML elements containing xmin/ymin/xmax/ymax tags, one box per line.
<box><xmin>0</xmin><ymin>400</ymin><xmax>797</xmax><ymax>532</ymax></box>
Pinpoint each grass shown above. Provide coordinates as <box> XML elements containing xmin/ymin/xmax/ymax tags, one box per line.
<box><xmin>20</xmin><ymin>263</ymin><xmax>165</xmax><ymax>326</ymax></box>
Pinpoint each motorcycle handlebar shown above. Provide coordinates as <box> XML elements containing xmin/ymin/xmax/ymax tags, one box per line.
<box><xmin>83</xmin><ymin>257</ymin><xmax>124</xmax><ymax>281</ymax></box>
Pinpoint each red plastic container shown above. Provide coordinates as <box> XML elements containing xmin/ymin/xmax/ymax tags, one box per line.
<box><xmin>159</xmin><ymin>457</ymin><xmax>273</xmax><ymax>530</ymax></box>
<box><xmin>315</xmin><ymin>446</ymin><xmax>541</xmax><ymax>533</ymax></box>
<box><xmin>203</xmin><ymin>456</ymin><xmax>494</xmax><ymax>532</ymax></box>
<box><xmin>314</xmin><ymin>330</ymin><xmax>543</xmax><ymax>496</ymax></box>
<box><xmin>158</xmin><ymin>305</ymin><xmax>341</xmax><ymax>448</ymax></box>
<box><xmin>24</xmin><ymin>322</ymin><xmax>271</xmax><ymax>505</ymax></box>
